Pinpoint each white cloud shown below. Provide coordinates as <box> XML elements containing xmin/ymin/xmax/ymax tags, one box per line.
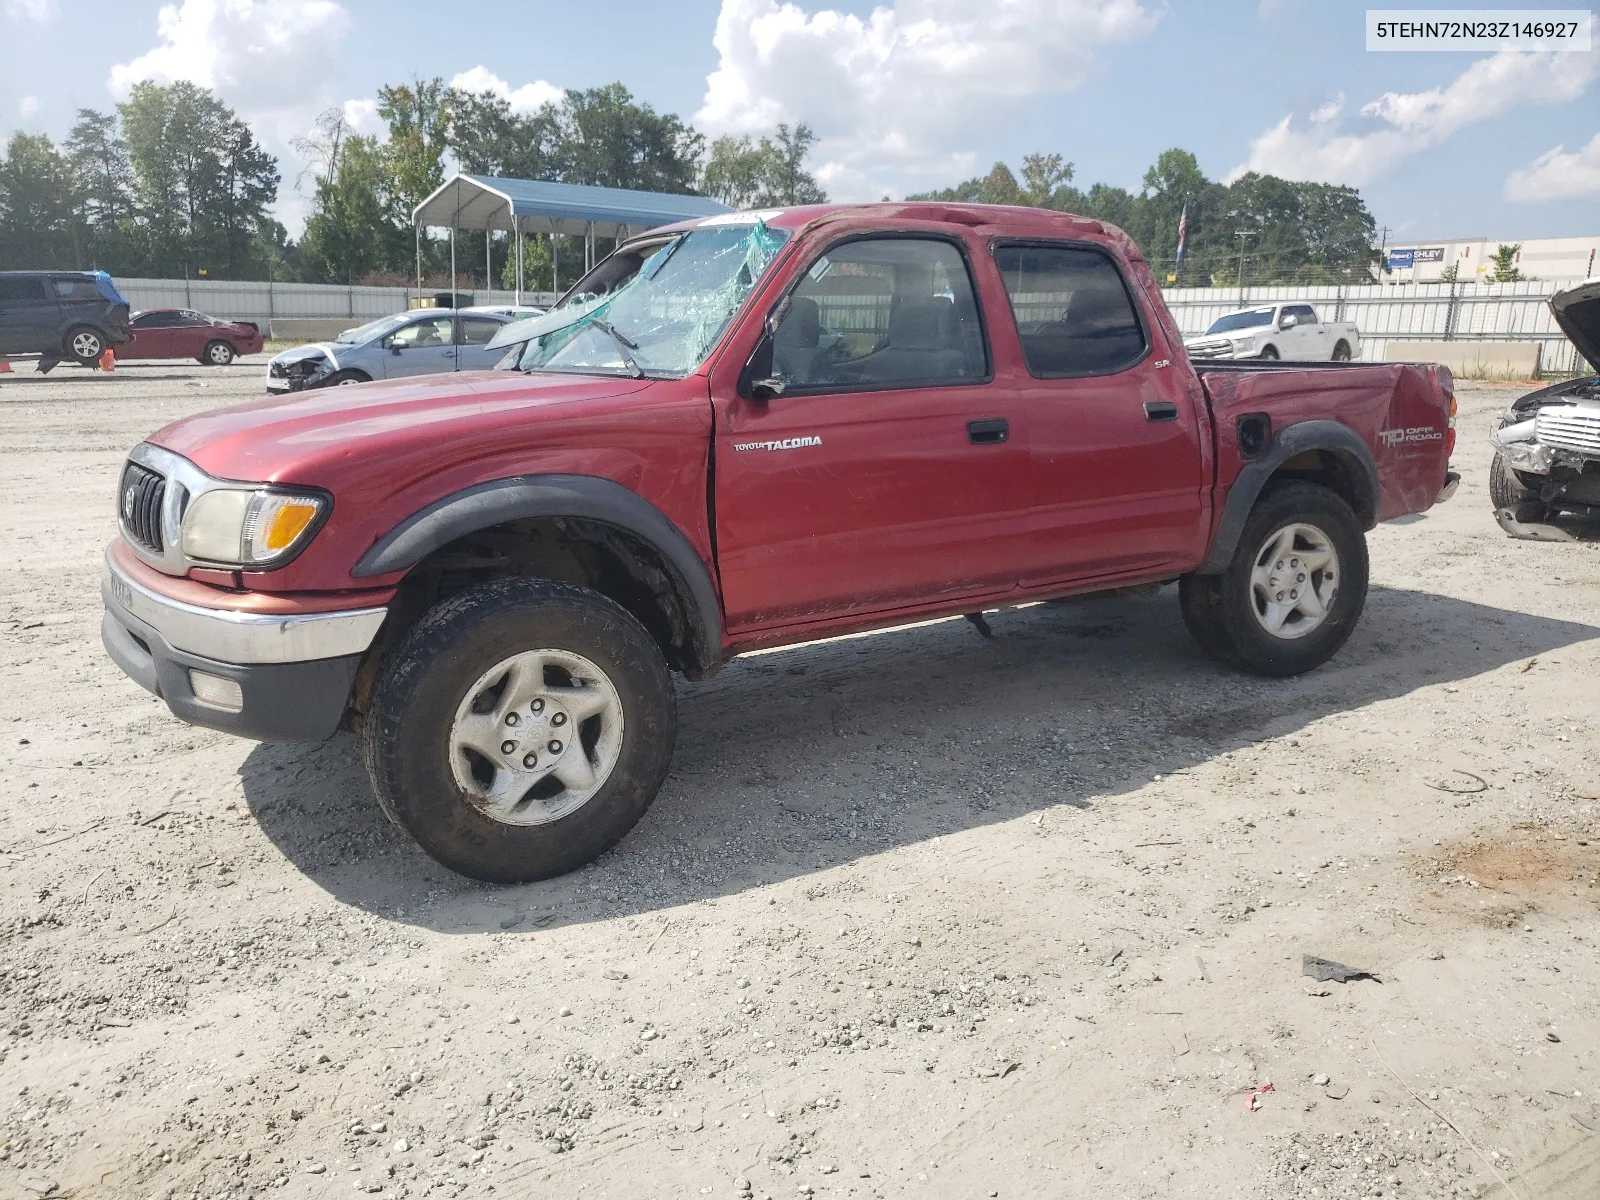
<box><xmin>5</xmin><ymin>0</ymin><xmax>58</xmax><ymax>23</ymax></box>
<box><xmin>1229</xmin><ymin>48</ymin><xmax>1600</xmax><ymax>186</ymax></box>
<box><xmin>342</xmin><ymin>97</ymin><xmax>382</xmax><ymax>136</ymax></box>
<box><xmin>449</xmin><ymin>66</ymin><xmax>564</xmax><ymax>115</ymax></box>
<box><xmin>18</xmin><ymin>94</ymin><xmax>40</xmax><ymax>119</ymax></box>
<box><xmin>695</xmin><ymin>0</ymin><xmax>1157</xmax><ymax>201</ymax></box>
<box><xmin>1504</xmin><ymin>131</ymin><xmax>1600</xmax><ymax>202</ymax></box>
<box><xmin>109</xmin><ymin>0</ymin><xmax>354</xmax><ymax>232</ymax></box>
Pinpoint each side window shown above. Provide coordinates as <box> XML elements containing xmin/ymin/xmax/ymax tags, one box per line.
<box><xmin>1287</xmin><ymin>305</ymin><xmax>1318</xmax><ymax>325</ymax></box>
<box><xmin>992</xmin><ymin>245</ymin><xmax>1146</xmax><ymax>377</ymax></box>
<box><xmin>458</xmin><ymin>317</ymin><xmax>502</xmax><ymax>345</ymax></box>
<box><xmin>0</xmin><ymin>277</ymin><xmax>49</xmax><ymax>303</ymax></box>
<box><xmin>179</xmin><ymin>310</ymin><xmax>209</xmax><ymax>325</ymax></box>
<box><xmin>52</xmin><ymin>277</ymin><xmax>101</xmax><ymax>300</ymax></box>
<box><xmin>136</xmin><ymin>311</ymin><xmax>179</xmax><ymax>328</ymax></box>
<box><xmin>769</xmin><ymin>237</ymin><xmax>987</xmax><ymax>392</ymax></box>
<box><xmin>390</xmin><ymin>317</ymin><xmax>453</xmax><ymax>348</ymax></box>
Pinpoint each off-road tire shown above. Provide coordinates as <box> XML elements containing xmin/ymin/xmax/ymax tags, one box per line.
<box><xmin>1258</xmin><ymin>345</ymin><xmax>1279</xmax><ymax>361</ymax></box>
<box><xmin>1332</xmin><ymin>341</ymin><xmax>1352</xmax><ymax>361</ymax></box>
<box><xmin>202</xmin><ymin>340</ymin><xmax>235</xmax><ymax>366</ymax></box>
<box><xmin>1177</xmin><ymin>573</ymin><xmax>1241</xmax><ymax>667</ymax></box>
<box><xmin>1488</xmin><ymin>451</ymin><xmax>1548</xmax><ymax>522</ymax></box>
<box><xmin>324</xmin><ymin>369</ymin><xmax>369</xmax><ymax>386</ymax></box>
<box><xmin>66</xmin><ymin>326</ymin><xmax>105</xmax><ymax>366</ymax></box>
<box><xmin>364</xmin><ymin>577</ymin><xmax>676</xmax><ymax>883</ymax></box>
<box><xmin>1191</xmin><ymin>481</ymin><xmax>1368</xmax><ymax>677</ymax></box>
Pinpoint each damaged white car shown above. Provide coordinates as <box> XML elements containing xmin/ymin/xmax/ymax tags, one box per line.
<box><xmin>1490</xmin><ymin>279</ymin><xmax>1600</xmax><ymax>539</ymax></box>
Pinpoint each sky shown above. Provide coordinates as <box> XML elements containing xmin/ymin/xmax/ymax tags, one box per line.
<box><xmin>2</xmin><ymin>0</ymin><xmax>1597</xmax><ymax>243</ymax></box>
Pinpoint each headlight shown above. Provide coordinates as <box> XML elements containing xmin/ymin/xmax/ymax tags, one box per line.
<box><xmin>181</xmin><ymin>488</ymin><xmax>328</xmax><ymax>567</ymax></box>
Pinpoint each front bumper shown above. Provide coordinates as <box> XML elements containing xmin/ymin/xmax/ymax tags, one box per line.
<box><xmin>100</xmin><ymin>546</ymin><xmax>387</xmax><ymax>742</ymax></box>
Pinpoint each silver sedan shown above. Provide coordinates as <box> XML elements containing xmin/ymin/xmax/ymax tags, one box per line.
<box><xmin>266</xmin><ymin>309</ymin><xmax>515</xmax><ymax>393</ymax></box>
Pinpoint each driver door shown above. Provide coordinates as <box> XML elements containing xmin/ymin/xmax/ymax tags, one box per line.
<box><xmin>712</xmin><ymin>234</ymin><xmax>1030</xmax><ymax>632</ymax></box>
<box><xmin>382</xmin><ymin>314</ymin><xmax>457</xmax><ymax>378</ymax></box>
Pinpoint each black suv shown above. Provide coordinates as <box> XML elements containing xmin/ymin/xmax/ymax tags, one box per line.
<box><xmin>0</xmin><ymin>271</ymin><xmax>132</xmax><ymax>366</ymax></box>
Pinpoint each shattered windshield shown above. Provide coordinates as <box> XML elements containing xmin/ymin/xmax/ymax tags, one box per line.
<box><xmin>1205</xmin><ymin>309</ymin><xmax>1277</xmax><ymax>335</ymax></box>
<box><xmin>514</xmin><ymin>220</ymin><xmax>791</xmax><ymax>378</ymax></box>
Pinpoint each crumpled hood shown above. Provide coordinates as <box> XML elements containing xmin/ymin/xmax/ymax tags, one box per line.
<box><xmin>149</xmin><ymin>369</ymin><xmax>655</xmax><ymax>483</ymax></box>
<box><xmin>270</xmin><ymin>342</ymin><xmax>337</xmax><ymax>366</ymax></box>
<box><xmin>1551</xmin><ymin>278</ymin><xmax>1600</xmax><ymax>372</ymax></box>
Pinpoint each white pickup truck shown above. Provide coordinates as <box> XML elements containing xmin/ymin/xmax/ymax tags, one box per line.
<box><xmin>1184</xmin><ymin>303</ymin><xmax>1360</xmax><ymax>362</ymax></box>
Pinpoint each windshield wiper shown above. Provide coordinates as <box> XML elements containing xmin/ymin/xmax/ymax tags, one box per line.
<box><xmin>586</xmin><ymin>318</ymin><xmax>644</xmax><ymax>378</ymax></box>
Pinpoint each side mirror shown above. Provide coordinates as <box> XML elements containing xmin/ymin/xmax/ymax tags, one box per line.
<box><xmin>750</xmin><ymin>377</ymin><xmax>787</xmax><ymax>401</ymax></box>
<box><xmin>389</xmin><ymin>342</ymin><xmax>403</xmax><ymax>355</ymax></box>
<box><xmin>1278</xmin><ymin>314</ymin><xmax>1297</xmax><ymax>330</ymax></box>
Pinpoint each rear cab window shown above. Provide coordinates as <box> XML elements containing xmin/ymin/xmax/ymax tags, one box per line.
<box><xmin>992</xmin><ymin>244</ymin><xmax>1147</xmax><ymax>377</ymax></box>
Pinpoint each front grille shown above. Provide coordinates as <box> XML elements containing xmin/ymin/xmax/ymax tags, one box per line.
<box><xmin>1188</xmin><ymin>343</ymin><xmax>1232</xmax><ymax>360</ymax></box>
<box><xmin>1537</xmin><ymin>405</ymin><xmax>1600</xmax><ymax>456</ymax></box>
<box><xmin>120</xmin><ymin>461</ymin><xmax>167</xmax><ymax>551</ymax></box>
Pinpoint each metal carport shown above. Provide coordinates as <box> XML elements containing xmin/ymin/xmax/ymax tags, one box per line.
<box><xmin>411</xmin><ymin>174</ymin><xmax>731</xmax><ymax>304</ymax></box>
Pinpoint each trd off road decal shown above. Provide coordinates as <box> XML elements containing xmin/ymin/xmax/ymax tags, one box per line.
<box><xmin>733</xmin><ymin>436</ymin><xmax>822</xmax><ymax>452</ymax></box>
<box><xmin>1379</xmin><ymin>426</ymin><xmax>1443</xmax><ymax>447</ymax></box>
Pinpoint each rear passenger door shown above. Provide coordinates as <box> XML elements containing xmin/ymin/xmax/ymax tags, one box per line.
<box><xmin>0</xmin><ymin>276</ymin><xmax>59</xmax><ymax>354</ymax></box>
<box><xmin>992</xmin><ymin>242</ymin><xmax>1208</xmax><ymax>584</ymax></box>
<box><xmin>713</xmin><ymin>234</ymin><xmax>1030</xmax><ymax>630</ymax></box>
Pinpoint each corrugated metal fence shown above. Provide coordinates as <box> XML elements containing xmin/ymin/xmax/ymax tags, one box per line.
<box><xmin>114</xmin><ymin>278</ymin><xmax>558</xmax><ymax>337</ymax></box>
<box><xmin>113</xmin><ymin>275</ymin><xmax>1591</xmax><ymax>375</ymax></box>
<box><xmin>1159</xmin><ymin>279</ymin><xmax>1588</xmax><ymax>375</ymax></box>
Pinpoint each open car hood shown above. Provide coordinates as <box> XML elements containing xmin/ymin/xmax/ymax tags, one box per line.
<box><xmin>1551</xmin><ymin>278</ymin><xmax>1600</xmax><ymax>372</ymax></box>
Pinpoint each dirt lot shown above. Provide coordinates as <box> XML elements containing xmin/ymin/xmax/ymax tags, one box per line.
<box><xmin>1</xmin><ymin>358</ymin><xmax>1598</xmax><ymax>1200</ymax></box>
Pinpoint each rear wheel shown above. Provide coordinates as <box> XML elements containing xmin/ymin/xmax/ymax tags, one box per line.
<box><xmin>1489</xmin><ymin>451</ymin><xmax>1547</xmax><ymax>522</ymax></box>
<box><xmin>66</xmin><ymin>326</ymin><xmax>105</xmax><ymax>366</ymax></box>
<box><xmin>364</xmin><ymin>577</ymin><xmax>677</xmax><ymax>883</ymax></box>
<box><xmin>1182</xmin><ymin>482</ymin><xmax>1367</xmax><ymax>676</ymax></box>
<box><xmin>202</xmin><ymin>340</ymin><xmax>235</xmax><ymax>366</ymax></box>
<box><xmin>1331</xmin><ymin>341</ymin><xmax>1352</xmax><ymax>361</ymax></box>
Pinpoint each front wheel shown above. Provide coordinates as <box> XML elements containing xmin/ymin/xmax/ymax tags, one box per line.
<box><xmin>1488</xmin><ymin>451</ymin><xmax>1547</xmax><ymax>522</ymax></box>
<box><xmin>1257</xmin><ymin>345</ymin><xmax>1279</xmax><ymax>361</ymax></box>
<box><xmin>1181</xmin><ymin>482</ymin><xmax>1368</xmax><ymax>676</ymax></box>
<box><xmin>364</xmin><ymin>577</ymin><xmax>677</xmax><ymax>883</ymax></box>
<box><xmin>323</xmin><ymin>369</ymin><xmax>369</xmax><ymax>387</ymax></box>
<box><xmin>202</xmin><ymin>340</ymin><xmax>235</xmax><ymax>366</ymax></box>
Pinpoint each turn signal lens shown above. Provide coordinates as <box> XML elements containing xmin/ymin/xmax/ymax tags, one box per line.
<box><xmin>243</xmin><ymin>493</ymin><xmax>326</xmax><ymax>565</ymax></box>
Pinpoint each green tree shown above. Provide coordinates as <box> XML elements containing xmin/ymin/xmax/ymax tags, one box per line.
<box><xmin>118</xmin><ymin>81</ymin><xmax>278</xmax><ymax>278</ymax></box>
<box><xmin>64</xmin><ymin>109</ymin><xmax>136</xmax><ymax>270</ymax></box>
<box><xmin>378</xmin><ymin>77</ymin><xmax>452</xmax><ymax>219</ymax></box>
<box><xmin>700</xmin><ymin>122</ymin><xmax>826</xmax><ymax>207</ymax></box>
<box><xmin>1488</xmin><ymin>243</ymin><xmax>1524</xmax><ymax>282</ymax></box>
<box><xmin>0</xmin><ymin>132</ymin><xmax>78</xmax><ymax>269</ymax></box>
<box><xmin>296</xmin><ymin>109</ymin><xmax>404</xmax><ymax>283</ymax></box>
<box><xmin>1019</xmin><ymin>152</ymin><xmax>1073</xmax><ymax>206</ymax></box>
<box><xmin>550</xmin><ymin>83</ymin><xmax>704</xmax><ymax>193</ymax></box>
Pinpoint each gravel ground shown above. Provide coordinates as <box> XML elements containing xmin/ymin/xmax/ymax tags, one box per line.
<box><xmin>1</xmin><ymin>358</ymin><xmax>1598</xmax><ymax>1200</ymax></box>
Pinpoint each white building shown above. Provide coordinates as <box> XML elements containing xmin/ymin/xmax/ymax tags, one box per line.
<box><xmin>1382</xmin><ymin>234</ymin><xmax>1598</xmax><ymax>284</ymax></box>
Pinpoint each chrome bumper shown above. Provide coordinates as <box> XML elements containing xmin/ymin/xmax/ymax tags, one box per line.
<box><xmin>100</xmin><ymin>546</ymin><xmax>387</xmax><ymax>665</ymax></box>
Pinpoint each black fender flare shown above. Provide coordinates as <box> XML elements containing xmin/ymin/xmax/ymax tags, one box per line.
<box><xmin>353</xmin><ymin>473</ymin><xmax>723</xmax><ymax>671</ymax></box>
<box><xmin>1195</xmin><ymin>420</ymin><xmax>1380</xmax><ymax>575</ymax></box>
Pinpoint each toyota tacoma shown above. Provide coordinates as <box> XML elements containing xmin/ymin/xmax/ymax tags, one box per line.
<box><xmin>101</xmin><ymin>203</ymin><xmax>1459</xmax><ymax>883</ymax></box>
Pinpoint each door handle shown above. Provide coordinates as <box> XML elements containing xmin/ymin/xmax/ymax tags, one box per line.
<box><xmin>1143</xmin><ymin>401</ymin><xmax>1179</xmax><ymax>422</ymax></box>
<box><xmin>967</xmin><ymin>418</ymin><xmax>1009</xmax><ymax>444</ymax></box>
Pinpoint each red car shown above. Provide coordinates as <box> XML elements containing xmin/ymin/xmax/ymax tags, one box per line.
<box><xmin>122</xmin><ymin>308</ymin><xmax>263</xmax><ymax>365</ymax></box>
<box><xmin>100</xmin><ymin>203</ymin><xmax>1459</xmax><ymax>883</ymax></box>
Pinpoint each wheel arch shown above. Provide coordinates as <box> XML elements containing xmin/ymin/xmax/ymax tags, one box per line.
<box><xmin>353</xmin><ymin>474</ymin><xmax>724</xmax><ymax>679</ymax></box>
<box><xmin>1196</xmin><ymin>419</ymin><xmax>1380</xmax><ymax>575</ymax></box>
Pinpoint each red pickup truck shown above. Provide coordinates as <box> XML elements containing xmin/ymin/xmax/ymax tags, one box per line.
<box><xmin>101</xmin><ymin>203</ymin><xmax>1459</xmax><ymax>882</ymax></box>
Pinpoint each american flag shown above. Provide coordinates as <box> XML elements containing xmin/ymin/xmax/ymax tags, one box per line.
<box><xmin>1176</xmin><ymin>202</ymin><xmax>1189</xmax><ymax>264</ymax></box>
